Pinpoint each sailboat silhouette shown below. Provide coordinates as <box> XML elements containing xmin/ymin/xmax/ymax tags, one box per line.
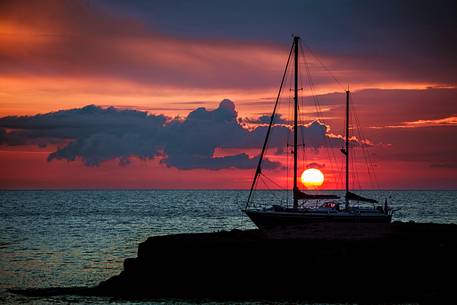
<box><xmin>244</xmin><ymin>36</ymin><xmax>393</xmax><ymax>229</ymax></box>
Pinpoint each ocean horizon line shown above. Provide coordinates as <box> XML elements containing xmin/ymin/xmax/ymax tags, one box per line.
<box><xmin>1</xmin><ymin>188</ymin><xmax>456</xmax><ymax>191</ymax></box>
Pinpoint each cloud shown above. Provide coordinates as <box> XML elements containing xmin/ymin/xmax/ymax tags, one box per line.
<box><xmin>370</xmin><ymin>116</ymin><xmax>457</xmax><ymax>129</ymax></box>
<box><xmin>0</xmin><ymin>100</ymin><xmax>358</xmax><ymax>169</ymax></box>
<box><xmin>157</xmin><ymin>99</ymin><xmax>280</xmax><ymax>170</ymax></box>
<box><xmin>306</xmin><ymin>162</ymin><xmax>325</xmax><ymax>169</ymax></box>
<box><xmin>430</xmin><ymin>163</ymin><xmax>457</xmax><ymax>169</ymax></box>
<box><xmin>0</xmin><ymin>0</ymin><xmax>288</xmax><ymax>91</ymax></box>
<box><xmin>242</xmin><ymin>113</ymin><xmax>288</xmax><ymax>125</ymax></box>
<box><xmin>2</xmin><ymin>0</ymin><xmax>455</xmax><ymax>100</ymax></box>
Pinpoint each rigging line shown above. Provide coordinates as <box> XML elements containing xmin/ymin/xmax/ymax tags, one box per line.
<box><xmin>347</xmin><ymin>99</ymin><xmax>360</xmax><ymax>192</ymax></box>
<box><xmin>259</xmin><ymin>174</ymin><xmax>282</xmax><ymax>203</ymax></box>
<box><xmin>300</xmin><ymin>106</ymin><xmax>306</xmax><ymax>177</ymax></box>
<box><xmin>300</xmin><ymin>40</ymin><xmax>345</xmax><ymax>92</ymax></box>
<box><xmin>298</xmin><ymin>82</ymin><xmax>317</xmax><ymax>194</ymax></box>
<box><xmin>287</xmin><ymin>55</ymin><xmax>295</xmax><ymax>204</ymax></box>
<box><xmin>300</xmin><ymin>42</ymin><xmax>339</xmax><ymax>170</ymax></box>
<box><xmin>298</xmin><ymin>107</ymin><xmax>307</xmax><ymax>191</ymax></box>
<box><xmin>300</xmin><ymin>48</ymin><xmax>344</xmax><ymax>190</ymax></box>
<box><xmin>280</xmin><ymin>45</ymin><xmax>294</xmax><ymax>202</ymax></box>
<box><xmin>246</xmin><ymin>42</ymin><xmax>294</xmax><ymax>209</ymax></box>
<box><xmin>250</xmin><ymin>175</ymin><xmax>261</xmax><ymax>207</ymax></box>
<box><xmin>352</xmin><ymin>96</ymin><xmax>380</xmax><ymax>190</ymax></box>
<box><xmin>350</xmin><ymin>95</ymin><xmax>380</xmax><ymax>190</ymax></box>
<box><xmin>297</xmin><ymin>56</ymin><xmax>307</xmax><ymax>179</ymax></box>
<box><xmin>351</xmin><ymin>142</ymin><xmax>363</xmax><ymax>191</ymax></box>
<box><xmin>257</xmin><ymin>176</ymin><xmax>272</xmax><ymax>208</ymax></box>
<box><xmin>300</xmin><ymin>42</ymin><xmax>342</xmax><ymax>188</ymax></box>
<box><xmin>298</xmin><ymin>40</ymin><xmax>346</xmax><ymax>190</ymax></box>
<box><xmin>282</xmin><ymin>65</ymin><xmax>294</xmax><ymax>203</ymax></box>
<box><xmin>286</xmin><ymin>92</ymin><xmax>291</xmax><ymax>207</ymax></box>
<box><xmin>262</xmin><ymin>173</ymin><xmax>284</xmax><ymax>190</ymax></box>
<box><xmin>250</xmin><ymin>183</ymin><xmax>256</xmax><ymax>205</ymax></box>
<box><xmin>336</xmin><ymin>142</ymin><xmax>345</xmax><ymax>189</ymax></box>
<box><xmin>251</xmin><ymin>176</ymin><xmax>262</xmax><ymax>207</ymax></box>
<box><xmin>299</xmin><ymin>40</ymin><xmax>346</xmax><ymax>191</ymax></box>
<box><xmin>284</xmin><ymin>58</ymin><xmax>293</xmax><ymax>205</ymax></box>
<box><xmin>349</xmin><ymin>151</ymin><xmax>355</xmax><ymax>191</ymax></box>
<box><xmin>340</xmin><ymin>89</ymin><xmax>349</xmax><ymax>192</ymax></box>
<box><xmin>353</xmin><ymin>109</ymin><xmax>376</xmax><ymax>189</ymax></box>
<box><xmin>348</xmin><ymin>130</ymin><xmax>360</xmax><ymax>191</ymax></box>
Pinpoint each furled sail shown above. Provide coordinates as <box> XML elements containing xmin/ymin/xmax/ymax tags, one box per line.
<box><xmin>345</xmin><ymin>191</ymin><xmax>378</xmax><ymax>203</ymax></box>
<box><xmin>294</xmin><ymin>189</ymin><xmax>339</xmax><ymax>200</ymax></box>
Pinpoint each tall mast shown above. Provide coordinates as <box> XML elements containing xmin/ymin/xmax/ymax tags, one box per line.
<box><xmin>293</xmin><ymin>36</ymin><xmax>299</xmax><ymax>209</ymax></box>
<box><xmin>345</xmin><ymin>89</ymin><xmax>350</xmax><ymax>205</ymax></box>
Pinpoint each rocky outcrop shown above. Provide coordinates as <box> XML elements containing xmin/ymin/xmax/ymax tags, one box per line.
<box><xmin>93</xmin><ymin>222</ymin><xmax>457</xmax><ymax>303</ymax></box>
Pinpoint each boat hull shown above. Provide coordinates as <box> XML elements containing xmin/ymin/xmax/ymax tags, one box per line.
<box><xmin>245</xmin><ymin>209</ymin><xmax>391</xmax><ymax>229</ymax></box>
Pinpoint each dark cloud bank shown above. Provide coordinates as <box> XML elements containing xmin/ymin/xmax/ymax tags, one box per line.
<box><xmin>0</xmin><ymin>100</ymin><xmax>350</xmax><ymax>170</ymax></box>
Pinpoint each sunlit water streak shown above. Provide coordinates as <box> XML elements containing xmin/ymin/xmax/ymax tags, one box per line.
<box><xmin>1</xmin><ymin>190</ymin><xmax>455</xmax><ymax>304</ymax></box>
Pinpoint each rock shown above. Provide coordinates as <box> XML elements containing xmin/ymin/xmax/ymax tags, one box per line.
<box><xmin>92</xmin><ymin>222</ymin><xmax>457</xmax><ymax>303</ymax></box>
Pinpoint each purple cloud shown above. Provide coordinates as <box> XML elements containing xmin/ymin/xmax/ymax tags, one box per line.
<box><xmin>0</xmin><ymin>100</ymin><xmax>357</xmax><ymax>169</ymax></box>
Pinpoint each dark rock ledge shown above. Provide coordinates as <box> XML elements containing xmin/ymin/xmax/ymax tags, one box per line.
<box><xmin>12</xmin><ymin>222</ymin><xmax>457</xmax><ymax>304</ymax></box>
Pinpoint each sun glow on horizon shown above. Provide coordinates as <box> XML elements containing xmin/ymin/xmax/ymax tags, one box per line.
<box><xmin>301</xmin><ymin>168</ymin><xmax>325</xmax><ymax>188</ymax></box>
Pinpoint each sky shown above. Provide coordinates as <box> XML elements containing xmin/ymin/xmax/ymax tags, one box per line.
<box><xmin>0</xmin><ymin>0</ymin><xmax>456</xmax><ymax>189</ymax></box>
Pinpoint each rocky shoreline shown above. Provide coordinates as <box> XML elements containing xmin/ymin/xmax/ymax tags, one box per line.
<box><xmin>13</xmin><ymin>222</ymin><xmax>457</xmax><ymax>303</ymax></box>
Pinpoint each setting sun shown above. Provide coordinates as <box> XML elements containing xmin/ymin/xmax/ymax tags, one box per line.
<box><xmin>301</xmin><ymin>168</ymin><xmax>324</xmax><ymax>188</ymax></box>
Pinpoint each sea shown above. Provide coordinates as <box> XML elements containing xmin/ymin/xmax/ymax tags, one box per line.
<box><xmin>1</xmin><ymin>190</ymin><xmax>456</xmax><ymax>305</ymax></box>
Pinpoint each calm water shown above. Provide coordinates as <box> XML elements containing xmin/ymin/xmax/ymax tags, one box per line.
<box><xmin>1</xmin><ymin>190</ymin><xmax>456</xmax><ymax>304</ymax></box>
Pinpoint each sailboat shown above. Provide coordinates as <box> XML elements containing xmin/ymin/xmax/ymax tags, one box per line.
<box><xmin>244</xmin><ymin>36</ymin><xmax>393</xmax><ymax>229</ymax></box>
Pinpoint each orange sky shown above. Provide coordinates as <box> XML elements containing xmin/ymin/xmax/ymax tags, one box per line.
<box><xmin>1</xmin><ymin>0</ymin><xmax>456</xmax><ymax>189</ymax></box>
